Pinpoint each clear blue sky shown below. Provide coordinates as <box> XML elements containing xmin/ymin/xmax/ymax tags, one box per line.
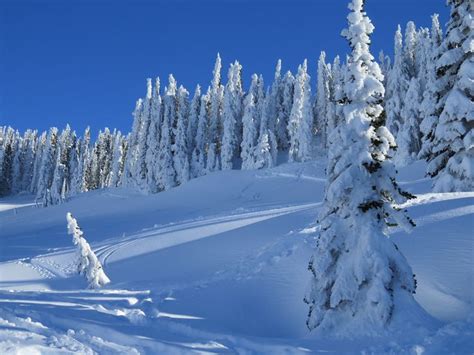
<box><xmin>0</xmin><ymin>0</ymin><xmax>448</xmax><ymax>135</ymax></box>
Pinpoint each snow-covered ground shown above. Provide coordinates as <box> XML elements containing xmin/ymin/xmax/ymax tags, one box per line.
<box><xmin>0</xmin><ymin>160</ymin><xmax>472</xmax><ymax>354</ymax></box>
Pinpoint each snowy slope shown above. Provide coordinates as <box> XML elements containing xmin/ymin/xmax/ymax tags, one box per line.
<box><xmin>0</xmin><ymin>160</ymin><xmax>473</xmax><ymax>354</ymax></box>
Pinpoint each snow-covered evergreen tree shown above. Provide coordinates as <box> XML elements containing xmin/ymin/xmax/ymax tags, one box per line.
<box><xmin>89</xmin><ymin>136</ymin><xmax>101</xmax><ymax>191</ymax></box>
<box><xmin>419</xmin><ymin>14</ymin><xmax>444</xmax><ymax>160</ymax></box>
<box><xmin>67</xmin><ymin>134</ymin><xmax>81</xmax><ymax>195</ymax></box>
<box><xmin>396</xmin><ymin>77</ymin><xmax>422</xmax><ymax>166</ymax></box>
<box><xmin>315</xmin><ymin>51</ymin><xmax>332</xmax><ymax>148</ymax></box>
<box><xmin>191</xmin><ymin>89</ymin><xmax>210</xmax><ymax>178</ymax></box>
<box><xmin>0</xmin><ymin>128</ymin><xmax>16</xmax><ymax>196</ymax></box>
<box><xmin>122</xmin><ymin>98</ymin><xmax>144</xmax><ymax>188</ymax></box>
<box><xmin>10</xmin><ymin>130</ymin><xmax>36</xmax><ymax>194</ymax></box>
<box><xmin>98</xmin><ymin>128</ymin><xmax>114</xmax><ymax>188</ymax></box>
<box><xmin>187</xmin><ymin>85</ymin><xmax>201</xmax><ymax>159</ymax></box>
<box><xmin>66</xmin><ymin>212</ymin><xmax>110</xmax><ymax>289</ymax></box>
<box><xmin>173</xmin><ymin>85</ymin><xmax>190</xmax><ymax>184</ymax></box>
<box><xmin>221</xmin><ymin>61</ymin><xmax>244</xmax><ymax>170</ymax></box>
<box><xmin>305</xmin><ymin>0</ymin><xmax>417</xmax><ymax>334</ymax></box>
<box><xmin>254</xmin><ymin>132</ymin><xmax>274</xmax><ymax>170</ymax></box>
<box><xmin>145</xmin><ymin>78</ymin><xmax>162</xmax><ymax>193</ymax></box>
<box><xmin>276</xmin><ymin>70</ymin><xmax>295</xmax><ymax>150</ymax></box>
<box><xmin>41</xmin><ymin>125</ymin><xmax>77</xmax><ymax>204</ymax></box>
<box><xmin>158</xmin><ymin>75</ymin><xmax>178</xmax><ymax>190</ymax></box>
<box><xmin>255</xmin><ymin>75</ymin><xmax>265</xmax><ymax>136</ymax></box>
<box><xmin>134</xmin><ymin>79</ymin><xmax>153</xmax><ymax>191</ymax></box>
<box><xmin>30</xmin><ymin>131</ymin><xmax>47</xmax><ymax>195</ymax></box>
<box><xmin>254</xmin><ymin>89</ymin><xmax>278</xmax><ymax>169</ymax></box>
<box><xmin>0</xmin><ymin>129</ymin><xmax>4</xmax><ymax>193</ymax></box>
<box><xmin>378</xmin><ymin>50</ymin><xmax>391</xmax><ymax>84</ymax></box>
<box><xmin>385</xmin><ymin>25</ymin><xmax>409</xmax><ymax>137</ymax></box>
<box><xmin>206</xmin><ymin>143</ymin><xmax>218</xmax><ymax>174</ymax></box>
<box><xmin>36</xmin><ymin>127</ymin><xmax>59</xmax><ymax>202</ymax></box>
<box><xmin>269</xmin><ymin>60</ymin><xmax>284</xmax><ymax>151</ymax></box>
<box><xmin>77</xmin><ymin>127</ymin><xmax>92</xmax><ymax>193</ymax></box>
<box><xmin>240</xmin><ymin>74</ymin><xmax>260</xmax><ymax>170</ymax></box>
<box><xmin>88</xmin><ymin>128</ymin><xmax>113</xmax><ymax>191</ymax></box>
<box><xmin>50</xmin><ymin>147</ymin><xmax>67</xmax><ymax>205</ymax></box>
<box><xmin>426</xmin><ymin>0</ymin><xmax>473</xmax><ymax>192</ymax></box>
<box><xmin>57</xmin><ymin>125</ymin><xmax>76</xmax><ymax>196</ymax></box>
<box><xmin>288</xmin><ymin>60</ymin><xmax>313</xmax><ymax>162</ymax></box>
<box><xmin>207</xmin><ymin>54</ymin><xmax>225</xmax><ymax>172</ymax></box>
<box><xmin>404</xmin><ymin>21</ymin><xmax>418</xmax><ymax>79</ymax></box>
<box><xmin>265</xmin><ymin>61</ymin><xmax>281</xmax><ymax>154</ymax></box>
<box><xmin>109</xmin><ymin>131</ymin><xmax>126</xmax><ymax>187</ymax></box>
<box><xmin>10</xmin><ymin>132</ymin><xmax>22</xmax><ymax>193</ymax></box>
<box><xmin>19</xmin><ymin>130</ymin><xmax>37</xmax><ymax>193</ymax></box>
<box><xmin>327</xmin><ymin>56</ymin><xmax>344</xmax><ymax>135</ymax></box>
<box><xmin>415</xmin><ymin>28</ymin><xmax>431</xmax><ymax>92</ymax></box>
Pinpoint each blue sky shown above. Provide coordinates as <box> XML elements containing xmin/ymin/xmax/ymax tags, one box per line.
<box><xmin>0</xmin><ymin>0</ymin><xmax>448</xmax><ymax>135</ymax></box>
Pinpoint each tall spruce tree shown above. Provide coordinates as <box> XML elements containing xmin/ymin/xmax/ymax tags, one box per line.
<box><xmin>191</xmin><ymin>89</ymin><xmax>210</xmax><ymax>178</ymax></box>
<box><xmin>109</xmin><ymin>131</ymin><xmax>126</xmax><ymax>187</ymax></box>
<box><xmin>241</xmin><ymin>74</ymin><xmax>260</xmax><ymax>170</ymax></box>
<box><xmin>378</xmin><ymin>50</ymin><xmax>391</xmax><ymax>84</ymax></box>
<box><xmin>135</xmin><ymin>79</ymin><xmax>153</xmax><ymax>191</ymax></box>
<box><xmin>30</xmin><ymin>131</ymin><xmax>47</xmax><ymax>195</ymax></box>
<box><xmin>36</xmin><ymin>127</ymin><xmax>59</xmax><ymax>202</ymax></box>
<box><xmin>404</xmin><ymin>21</ymin><xmax>418</xmax><ymax>79</ymax></box>
<box><xmin>174</xmin><ymin>85</ymin><xmax>190</xmax><ymax>184</ymax></box>
<box><xmin>327</xmin><ymin>56</ymin><xmax>344</xmax><ymax>135</ymax></box>
<box><xmin>385</xmin><ymin>25</ymin><xmax>409</xmax><ymax>137</ymax></box>
<box><xmin>0</xmin><ymin>128</ymin><xmax>16</xmax><ymax>196</ymax></box>
<box><xmin>396</xmin><ymin>77</ymin><xmax>422</xmax><ymax>166</ymax></box>
<box><xmin>288</xmin><ymin>60</ymin><xmax>313</xmax><ymax>162</ymax></box>
<box><xmin>315</xmin><ymin>51</ymin><xmax>332</xmax><ymax>148</ymax></box>
<box><xmin>221</xmin><ymin>61</ymin><xmax>244</xmax><ymax>170</ymax></box>
<box><xmin>187</xmin><ymin>85</ymin><xmax>201</xmax><ymax>161</ymax></box>
<box><xmin>158</xmin><ymin>75</ymin><xmax>178</xmax><ymax>190</ymax></box>
<box><xmin>19</xmin><ymin>130</ymin><xmax>37</xmax><ymax>193</ymax></box>
<box><xmin>276</xmin><ymin>70</ymin><xmax>295</xmax><ymax>151</ymax></box>
<box><xmin>122</xmin><ymin>98</ymin><xmax>144</xmax><ymax>188</ymax></box>
<box><xmin>419</xmin><ymin>14</ymin><xmax>443</xmax><ymax>160</ymax></box>
<box><xmin>426</xmin><ymin>0</ymin><xmax>473</xmax><ymax>192</ymax></box>
<box><xmin>305</xmin><ymin>0</ymin><xmax>417</xmax><ymax>334</ymax></box>
<box><xmin>207</xmin><ymin>54</ymin><xmax>225</xmax><ymax>172</ymax></box>
<box><xmin>146</xmin><ymin>77</ymin><xmax>163</xmax><ymax>193</ymax></box>
<box><xmin>79</xmin><ymin>127</ymin><xmax>92</xmax><ymax>192</ymax></box>
<box><xmin>255</xmin><ymin>88</ymin><xmax>278</xmax><ymax>169</ymax></box>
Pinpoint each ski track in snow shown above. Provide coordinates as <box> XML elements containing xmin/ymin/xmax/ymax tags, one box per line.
<box><xmin>95</xmin><ymin>202</ymin><xmax>320</xmax><ymax>265</ymax></box>
<box><xmin>0</xmin><ymin>162</ymin><xmax>473</xmax><ymax>353</ymax></box>
<box><xmin>397</xmin><ymin>191</ymin><xmax>474</xmax><ymax>209</ymax></box>
<box><xmin>415</xmin><ymin>204</ymin><xmax>474</xmax><ymax>226</ymax></box>
<box><xmin>0</xmin><ymin>201</ymin><xmax>323</xmax><ymax>353</ymax></box>
<box><xmin>256</xmin><ymin>171</ymin><xmax>327</xmax><ymax>182</ymax></box>
<box><xmin>0</xmin><ymin>202</ymin><xmax>320</xmax><ymax>287</ymax></box>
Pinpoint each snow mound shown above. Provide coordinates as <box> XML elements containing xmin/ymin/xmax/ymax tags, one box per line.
<box><xmin>0</xmin><ymin>161</ymin><xmax>472</xmax><ymax>353</ymax></box>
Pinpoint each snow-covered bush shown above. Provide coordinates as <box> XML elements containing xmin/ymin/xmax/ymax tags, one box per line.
<box><xmin>66</xmin><ymin>212</ymin><xmax>110</xmax><ymax>289</ymax></box>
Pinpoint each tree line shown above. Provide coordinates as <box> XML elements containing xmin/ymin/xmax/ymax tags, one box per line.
<box><xmin>0</xmin><ymin>0</ymin><xmax>471</xmax><ymax>204</ymax></box>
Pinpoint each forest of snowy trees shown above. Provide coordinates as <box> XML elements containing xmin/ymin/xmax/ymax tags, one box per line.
<box><xmin>0</xmin><ymin>0</ymin><xmax>472</xmax><ymax>206</ymax></box>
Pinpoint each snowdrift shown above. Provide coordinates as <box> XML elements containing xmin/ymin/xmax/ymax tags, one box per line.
<box><xmin>0</xmin><ymin>161</ymin><xmax>472</xmax><ymax>353</ymax></box>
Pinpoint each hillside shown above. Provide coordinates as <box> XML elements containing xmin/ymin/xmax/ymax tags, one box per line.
<box><xmin>0</xmin><ymin>160</ymin><xmax>473</xmax><ymax>354</ymax></box>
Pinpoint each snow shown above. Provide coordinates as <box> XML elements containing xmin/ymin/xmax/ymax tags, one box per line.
<box><xmin>0</xmin><ymin>160</ymin><xmax>473</xmax><ymax>353</ymax></box>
